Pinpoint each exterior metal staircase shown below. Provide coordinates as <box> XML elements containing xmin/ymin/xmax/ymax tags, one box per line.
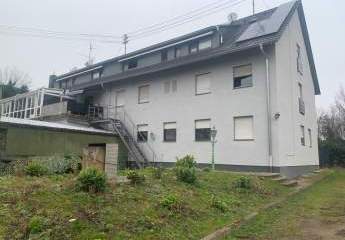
<box><xmin>88</xmin><ymin>105</ymin><xmax>158</xmax><ymax>168</ymax></box>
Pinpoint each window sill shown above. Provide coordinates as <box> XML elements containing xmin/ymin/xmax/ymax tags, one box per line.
<box><xmin>138</xmin><ymin>101</ymin><xmax>150</xmax><ymax>104</ymax></box>
<box><xmin>233</xmin><ymin>86</ymin><xmax>253</xmax><ymax>90</ymax></box>
<box><xmin>195</xmin><ymin>140</ymin><xmax>211</xmax><ymax>142</ymax></box>
<box><xmin>163</xmin><ymin>141</ymin><xmax>176</xmax><ymax>143</ymax></box>
<box><xmin>234</xmin><ymin>139</ymin><xmax>255</xmax><ymax>141</ymax></box>
<box><xmin>195</xmin><ymin>92</ymin><xmax>211</xmax><ymax>96</ymax></box>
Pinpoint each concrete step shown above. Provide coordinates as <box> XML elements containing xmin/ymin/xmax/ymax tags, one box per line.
<box><xmin>272</xmin><ymin>176</ymin><xmax>287</xmax><ymax>182</ymax></box>
<box><xmin>313</xmin><ymin>169</ymin><xmax>321</xmax><ymax>174</ymax></box>
<box><xmin>282</xmin><ymin>180</ymin><xmax>298</xmax><ymax>187</ymax></box>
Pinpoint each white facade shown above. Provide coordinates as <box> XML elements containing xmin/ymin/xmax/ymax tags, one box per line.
<box><xmin>91</xmin><ymin>10</ymin><xmax>319</xmax><ymax>176</ymax></box>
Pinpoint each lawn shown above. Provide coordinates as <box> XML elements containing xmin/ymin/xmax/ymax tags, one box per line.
<box><xmin>227</xmin><ymin>169</ymin><xmax>345</xmax><ymax>240</ymax></box>
<box><xmin>0</xmin><ymin>169</ymin><xmax>292</xmax><ymax>240</ymax></box>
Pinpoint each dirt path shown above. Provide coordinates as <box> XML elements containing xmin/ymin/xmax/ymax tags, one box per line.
<box><xmin>227</xmin><ymin>169</ymin><xmax>345</xmax><ymax>240</ymax></box>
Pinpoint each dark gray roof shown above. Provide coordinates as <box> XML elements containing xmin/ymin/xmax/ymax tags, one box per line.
<box><xmin>62</xmin><ymin>0</ymin><xmax>319</xmax><ymax>95</ymax></box>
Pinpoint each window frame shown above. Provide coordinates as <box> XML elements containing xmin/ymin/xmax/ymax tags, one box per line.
<box><xmin>300</xmin><ymin>125</ymin><xmax>305</xmax><ymax>146</ymax></box>
<box><xmin>128</xmin><ymin>59</ymin><xmax>138</xmax><ymax>69</ymax></box>
<box><xmin>233</xmin><ymin>116</ymin><xmax>255</xmax><ymax>141</ymax></box>
<box><xmin>233</xmin><ymin>64</ymin><xmax>253</xmax><ymax>89</ymax></box>
<box><xmin>115</xmin><ymin>89</ymin><xmax>126</xmax><ymax>108</ymax></box>
<box><xmin>163</xmin><ymin>122</ymin><xmax>177</xmax><ymax>142</ymax></box>
<box><xmin>198</xmin><ymin>38</ymin><xmax>212</xmax><ymax>51</ymax></box>
<box><xmin>138</xmin><ymin>85</ymin><xmax>150</xmax><ymax>104</ymax></box>
<box><xmin>195</xmin><ymin>72</ymin><xmax>211</xmax><ymax>96</ymax></box>
<box><xmin>297</xmin><ymin>44</ymin><xmax>303</xmax><ymax>75</ymax></box>
<box><xmin>137</xmin><ymin>124</ymin><xmax>148</xmax><ymax>142</ymax></box>
<box><xmin>195</xmin><ymin>119</ymin><xmax>211</xmax><ymax>142</ymax></box>
<box><xmin>308</xmin><ymin>128</ymin><xmax>312</xmax><ymax>147</ymax></box>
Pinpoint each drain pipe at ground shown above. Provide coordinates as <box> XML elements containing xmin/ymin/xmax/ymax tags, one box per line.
<box><xmin>259</xmin><ymin>43</ymin><xmax>273</xmax><ymax>172</ymax></box>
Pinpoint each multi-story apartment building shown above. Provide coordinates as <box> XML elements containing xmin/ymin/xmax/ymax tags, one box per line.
<box><xmin>19</xmin><ymin>0</ymin><xmax>320</xmax><ymax>178</ymax></box>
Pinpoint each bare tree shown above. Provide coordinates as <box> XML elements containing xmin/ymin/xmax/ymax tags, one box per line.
<box><xmin>0</xmin><ymin>67</ymin><xmax>30</xmax><ymax>99</ymax></box>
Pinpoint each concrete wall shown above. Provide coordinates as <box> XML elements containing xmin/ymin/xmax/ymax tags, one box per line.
<box><xmin>0</xmin><ymin>125</ymin><xmax>128</xmax><ymax>169</ymax></box>
<box><xmin>94</xmin><ymin>49</ymin><xmax>272</xmax><ymax>167</ymax></box>
<box><xmin>274</xmin><ymin>11</ymin><xmax>319</xmax><ymax>168</ymax></box>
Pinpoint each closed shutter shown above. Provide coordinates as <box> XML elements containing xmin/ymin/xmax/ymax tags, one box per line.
<box><xmin>234</xmin><ymin>116</ymin><xmax>254</xmax><ymax>140</ymax></box>
<box><xmin>234</xmin><ymin>65</ymin><xmax>252</xmax><ymax>78</ymax></box>
<box><xmin>116</xmin><ymin>90</ymin><xmax>125</xmax><ymax>107</ymax></box>
<box><xmin>195</xmin><ymin>119</ymin><xmax>211</xmax><ymax>129</ymax></box>
<box><xmin>138</xmin><ymin>85</ymin><xmax>149</xmax><ymax>103</ymax></box>
<box><xmin>196</xmin><ymin>73</ymin><xmax>211</xmax><ymax>95</ymax></box>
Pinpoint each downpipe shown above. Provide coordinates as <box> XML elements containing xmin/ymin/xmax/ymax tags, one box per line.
<box><xmin>260</xmin><ymin>44</ymin><xmax>273</xmax><ymax>173</ymax></box>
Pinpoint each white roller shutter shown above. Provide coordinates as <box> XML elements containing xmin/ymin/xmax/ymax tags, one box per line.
<box><xmin>196</xmin><ymin>73</ymin><xmax>211</xmax><ymax>95</ymax></box>
<box><xmin>234</xmin><ymin>116</ymin><xmax>254</xmax><ymax>140</ymax></box>
<box><xmin>164</xmin><ymin>122</ymin><xmax>176</xmax><ymax>129</ymax></box>
<box><xmin>195</xmin><ymin>119</ymin><xmax>211</xmax><ymax>129</ymax></box>
<box><xmin>116</xmin><ymin>90</ymin><xmax>125</xmax><ymax>107</ymax></box>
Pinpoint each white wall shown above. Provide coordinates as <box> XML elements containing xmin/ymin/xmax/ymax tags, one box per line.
<box><xmin>94</xmin><ymin>50</ymin><xmax>272</xmax><ymax>167</ymax></box>
<box><xmin>275</xmin><ymin>11</ymin><xmax>319</xmax><ymax>167</ymax></box>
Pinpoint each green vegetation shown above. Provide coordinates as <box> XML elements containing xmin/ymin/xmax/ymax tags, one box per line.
<box><xmin>174</xmin><ymin>155</ymin><xmax>197</xmax><ymax>184</ymax></box>
<box><xmin>227</xmin><ymin>169</ymin><xmax>345</xmax><ymax>240</ymax></box>
<box><xmin>0</xmin><ymin>169</ymin><xmax>292</xmax><ymax>239</ymax></box>
<box><xmin>24</xmin><ymin>162</ymin><xmax>49</xmax><ymax>177</ymax></box>
<box><xmin>126</xmin><ymin>169</ymin><xmax>146</xmax><ymax>184</ymax></box>
<box><xmin>76</xmin><ymin>168</ymin><xmax>107</xmax><ymax>193</ymax></box>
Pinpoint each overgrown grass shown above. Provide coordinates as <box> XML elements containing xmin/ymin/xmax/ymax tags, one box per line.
<box><xmin>227</xmin><ymin>169</ymin><xmax>344</xmax><ymax>240</ymax></box>
<box><xmin>0</xmin><ymin>169</ymin><xmax>292</xmax><ymax>239</ymax></box>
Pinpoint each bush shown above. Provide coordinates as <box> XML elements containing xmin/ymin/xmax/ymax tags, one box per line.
<box><xmin>160</xmin><ymin>194</ymin><xmax>183</xmax><ymax>212</ymax></box>
<box><xmin>28</xmin><ymin>216</ymin><xmax>46</xmax><ymax>234</ymax></box>
<box><xmin>151</xmin><ymin>167</ymin><xmax>163</xmax><ymax>179</ymax></box>
<box><xmin>203</xmin><ymin>167</ymin><xmax>211</xmax><ymax>172</ymax></box>
<box><xmin>233</xmin><ymin>176</ymin><xmax>252</xmax><ymax>191</ymax></box>
<box><xmin>210</xmin><ymin>195</ymin><xmax>228</xmax><ymax>212</ymax></box>
<box><xmin>76</xmin><ymin>167</ymin><xmax>106</xmax><ymax>193</ymax></box>
<box><xmin>126</xmin><ymin>170</ymin><xmax>145</xmax><ymax>184</ymax></box>
<box><xmin>175</xmin><ymin>155</ymin><xmax>197</xmax><ymax>184</ymax></box>
<box><xmin>24</xmin><ymin>162</ymin><xmax>48</xmax><ymax>177</ymax></box>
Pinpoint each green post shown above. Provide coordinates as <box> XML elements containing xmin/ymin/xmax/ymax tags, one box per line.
<box><xmin>210</xmin><ymin>126</ymin><xmax>217</xmax><ymax>171</ymax></box>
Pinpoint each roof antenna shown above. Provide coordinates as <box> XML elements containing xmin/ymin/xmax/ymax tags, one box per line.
<box><xmin>122</xmin><ymin>34</ymin><xmax>129</xmax><ymax>55</ymax></box>
<box><xmin>252</xmin><ymin>0</ymin><xmax>255</xmax><ymax>15</ymax></box>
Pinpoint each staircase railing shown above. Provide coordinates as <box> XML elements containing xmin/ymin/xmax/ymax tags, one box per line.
<box><xmin>88</xmin><ymin>105</ymin><xmax>159</xmax><ymax>167</ymax></box>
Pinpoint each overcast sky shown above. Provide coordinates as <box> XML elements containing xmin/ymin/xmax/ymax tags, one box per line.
<box><xmin>0</xmin><ymin>0</ymin><xmax>344</xmax><ymax>109</ymax></box>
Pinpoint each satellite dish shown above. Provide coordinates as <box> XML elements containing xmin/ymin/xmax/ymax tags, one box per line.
<box><xmin>228</xmin><ymin>12</ymin><xmax>238</xmax><ymax>23</ymax></box>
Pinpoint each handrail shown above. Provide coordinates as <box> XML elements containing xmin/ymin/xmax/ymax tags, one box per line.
<box><xmin>88</xmin><ymin>104</ymin><xmax>158</xmax><ymax>164</ymax></box>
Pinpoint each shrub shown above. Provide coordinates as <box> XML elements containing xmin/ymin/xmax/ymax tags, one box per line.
<box><xmin>210</xmin><ymin>195</ymin><xmax>228</xmax><ymax>212</ymax></box>
<box><xmin>175</xmin><ymin>155</ymin><xmax>197</xmax><ymax>184</ymax></box>
<box><xmin>151</xmin><ymin>167</ymin><xmax>163</xmax><ymax>179</ymax></box>
<box><xmin>126</xmin><ymin>170</ymin><xmax>145</xmax><ymax>184</ymax></box>
<box><xmin>28</xmin><ymin>216</ymin><xmax>46</xmax><ymax>234</ymax></box>
<box><xmin>203</xmin><ymin>167</ymin><xmax>211</xmax><ymax>172</ymax></box>
<box><xmin>76</xmin><ymin>167</ymin><xmax>106</xmax><ymax>193</ymax></box>
<box><xmin>24</xmin><ymin>162</ymin><xmax>48</xmax><ymax>177</ymax></box>
<box><xmin>233</xmin><ymin>176</ymin><xmax>253</xmax><ymax>191</ymax></box>
<box><xmin>160</xmin><ymin>194</ymin><xmax>183</xmax><ymax>212</ymax></box>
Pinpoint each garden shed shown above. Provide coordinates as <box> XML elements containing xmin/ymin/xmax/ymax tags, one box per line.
<box><xmin>0</xmin><ymin>117</ymin><xmax>128</xmax><ymax>173</ymax></box>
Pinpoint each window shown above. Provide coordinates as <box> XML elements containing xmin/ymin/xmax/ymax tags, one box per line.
<box><xmin>297</xmin><ymin>44</ymin><xmax>303</xmax><ymax>75</ymax></box>
<box><xmin>189</xmin><ymin>42</ymin><xmax>198</xmax><ymax>53</ymax></box>
<box><xmin>308</xmin><ymin>128</ymin><xmax>312</xmax><ymax>147</ymax></box>
<box><xmin>138</xmin><ymin>85</ymin><xmax>149</xmax><ymax>104</ymax></box>
<box><xmin>161</xmin><ymin>50</ymin><xmax>168</xmax><ymax>62</ymax></box>
<box><xmin>164</xmin><ymin>81</ymin><xmax>170</xmax><ymax>94</ymax></box>
<box><xmin>233</xmin><ymin>64</ymin><xmax>253</xmax><ymax>89</ymax></box>
<box><xmin>116</xmin><ymin>90</ymin><xmax>125</xmax><ymax>107</ymax></box>
<box><xmin>234</xmin><ymin>116</ymin><xmax>254</xmax><ymax>140</ymax></box>
<box><xmin>298</xmin><ymin>83</ymin><xmax>305</xmax><ymax>115</ymax></box>
<box><xmin>196</xmin><ymin>73</ymin><xmax>211</xmax><ymax>95</ymax></box>
<box><xmin>300</xmin><ymin>125</ymin><xmax>305</xmax><ymax>146</ymax></box>
<box><xmin>137</xmin><ymin>124</ymin><xmax>148</xmax><ymax>142</ymax></box>
<box><xmin>128</xmin><ymin>59</ymin><xmax>138</xmax><ymax>69</ymax></box>
<box><xmin>172</xmin><ymin>80</ymin><xmax>177</xmax><ymax>92</ymax></box>
<box><xmin>92</xmin><ymin>71</ymin><xmax>101</xmax><ymax>80</ymax></box>
<box><xmin>164</xmin><ymin>122</ymin><xmax>176</xmax><ymax>142</ymax></box>
<box><xmin>175</xmin><ymin>47</ymin><xmax>182</xmax><ymax>58</ymax></box>
<box><xmin>195</xmin><ymin>119</ymin><xmax>211</xmax><ymax>141</ymax></box>
<box><xmin>199</xmin><ymin>38</ymin><xmax>212</xmax><ymax>50</ymax></box>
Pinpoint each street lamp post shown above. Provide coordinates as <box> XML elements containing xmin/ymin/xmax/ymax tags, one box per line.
<box><xmin>210</xmin><ymin>126</ymin><xmax>217</xmax><ymax>171</ymax></box>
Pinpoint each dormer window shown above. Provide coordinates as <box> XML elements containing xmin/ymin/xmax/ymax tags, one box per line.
<box><xmin>92</xmin><ymin>71</ymin><xmax>101</xmax><ymax>80</ymax></box>
<box><xmin>199</xmin><ymin>38</ymin><xmax>212</xmax><ymax>50</ymax></box>
<box><xmin>161</xmin><ymin>50</ymin><xmax>168</xmax><ymax>62</ymax></box>
<box><xmin>175</xmin><ymin>47</ymin><xmax>182</xmax><ymax>58</ymax></box>
<box><xmin>128</xmin><ymin>59</ymin><xmax>138</xmax><ymax>69</ymax></box>
<box><xmin>189</xmin><ymin>42</ymin><xmax>198</xmax><ymax>54</ymax></box>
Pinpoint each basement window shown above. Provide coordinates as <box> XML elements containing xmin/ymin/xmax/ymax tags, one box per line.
<box><xmin>234</xmin><ymin>116</ymin><xmax>254</xmax><ymax>141</ymax></box>
<box><xmin>137</xmin><ymin>124</ymin><xmax>148</xmax><ymax>142</ymax></box>
<box><xmin>164</xmin><ymin>122</ymin><xmax>177</xmax><ymax>142</ymax></box>
<box><xmin>233</xmin><ymin>64</ymin><xmax>253</xmax><ymax>89</ymax></box>
<box><xmin>195</xmin><ymin>119</ymin><xmax>211</xmax><ymax>141</ymax></box>
<box><xmin>128</xmin><ymin>59</ymin><xmax>138</xmax><ymax>69</ymax></box>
